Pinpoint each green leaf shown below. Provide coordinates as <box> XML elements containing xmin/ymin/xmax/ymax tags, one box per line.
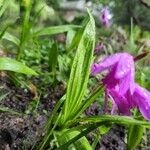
<box><xmin>17</xmin><ymin>0</ymin><xmax>32</xmax><ymax>60</ymax></box>
<box><xmin>0</xmin><ymin>25</ymin><xmax>9</xmax><ymax>40</ymax></box>
<box><xmin>33</xmin><ymin>96</ymin><xmax>65</xmax><ymax>150</ymax></box>
<box><xmin>2</xmin><ymin>32</ymin><xmax>20</xmax><ymax>45</ymax></box>
<box><xmin>0</xmin><ymin>0</ymin><xmax>9</xmax><ymax>17</ymax></box>
<box><xmin>44</xmin><ymin>95</ymin><xmax>65</xmax><ymax>131</ymax></box>
<box><xmin>36</xmin><ymin>113</ymin><xmax>62</xmax><ymax>150</ymax></box>
<box><xmin>0</xmin><ymin>57</ymin><xmax>38</xmax><ymax>75</ymax></box>
<box><xmin>57</xmin><ymin>115</ymin><xmax>150</xmax><ymax>150</ymax></box>
<box><xmin>67</xmin><ymin>16</ymin><xmax>94</xmax><ymax>52</ymax></box>
<box><xmin>67</xmin><ymin>115</ymin><xmax>150</xmax><ymax>128</ymax></box>
<box><xmin>61</xmin><ymin>9</ymin><xmax>95</xmax><ymax>125</ymax></box>
<box><xmin>91</xmin><ymin>125</ymin><xmax>111</xmax><ymax>149</ymax></box>
<box><xmin>73</xmin><ymin>85</ymin><xmax>103</xmax><ymax>120</ymax></box>
<box><xmin>66</xmin><ymin>29</ymin><xmax>76</xmax><ymax>50</ymax></box>
<box><xmin>48</xmin><ymin>42</ymin><xmax>58</xmax><ymax>73</ymax></box>
<box><xmin>0</xmin><ymin>92</ymin><xmax>10</xmax><ymax>102</ymax></box>
<box><xmin>56</xmin><ymin>122</ymin><xmax>105</xmax><ymax>150</ymax></box>
<box><xmin>33</xmin><ymin>25</ymin><xmax>81</xmax><ymax>37</ymax></box>
<box><xmin>67</xmin><ymin>28</ymin><xmax>83</xmax><ymax>52</ymax></box>
<box><xmin>98</xmin><ymin>125</ymin><xmax>111</xmax><ymax>135</ymax></box>
<box><xmin>61</xmin><ymin>85</ymin><xmax>103</xmax><ymax>127</ymax></box>
<box><xmin>56</xmin><ymin>130</ymin><xmax>93</xmax><ymax>150</ymax></box>
<box><xmin>127</xmin><ymin>125</ymin><xmax>145</xmax><ymax>150</ymax></box>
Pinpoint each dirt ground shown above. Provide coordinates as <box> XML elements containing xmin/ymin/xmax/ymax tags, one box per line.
<box><xmin>0</xmin><ymin>76</ymin><xmax>127</xmax><ymax>150</ymax></box>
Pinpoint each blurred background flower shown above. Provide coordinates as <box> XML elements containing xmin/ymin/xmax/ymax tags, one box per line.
<box><xmin>100</xmin><ymin>7</ymin><xmax>112</xmax><ymax>27</ymax></box>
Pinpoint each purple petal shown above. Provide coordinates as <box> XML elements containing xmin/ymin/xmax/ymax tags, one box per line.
<box><xmin>109</xmin><ymin>89</ymin><xmax>131</xmax><ymax>115</ymax></box>
<box><xmin>91</xmin><ymin>53</ymin><xmax>120</xmax><ymax>75</ymax></box>
<box><xmin>115</xmin><ymin>53</ymin><xmax>134</xmax><ymax>79</ymax></box>
<box><xmin>114</xmin><ymin>53</ymin><xmax>135</xmax><ymax>94</ymax></box>
<box><xmin>118</xmin><ymin>72</ymin><xmax>131</xmax><ymax>95</ymax></box>
<box><xmin>102</xmin><ymin>67</ymin><xmax>118</xmax><ymax>89</ymax></box>
<box><xmin>129</xmin><ymin>67</ymin><xmax>135</xmax><ymax>94</ymax></box>
<box><xmin>125</xmin><ymin>89</ymin><xmax>137</xmax><ymax>108</ymax></box>
<box><xmin>134</xmin><ymin>84</ymin><xmax>150</xmax><ymax>121</ymax></box>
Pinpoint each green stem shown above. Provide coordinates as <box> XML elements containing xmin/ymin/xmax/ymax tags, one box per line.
<box><xmin>17</xmin><ymin>0</ymin><xmax>32</xmax><ymax>60</ymax></box>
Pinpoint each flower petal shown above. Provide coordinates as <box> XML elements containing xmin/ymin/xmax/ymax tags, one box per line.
<box><xmin>118</xmin><ymin>73</ymin><xmax>131</xmax><ymax>95</ymax></box>
<box><xmin>134</xmin><ymin>84</ymin><xmax>150</xmax><ymax>121</ymax></box>
<box><xmin>91</xmin><ymin>53</ymin><xmax>120</xmax><ymax>75</ymax></box>
<box><xmin>109</xmin><ymin>89</ymin><xmax>131</xmax><ymax>115</ymax></box>
<box><xmin>115</xmin><ymin>53</ymin><xmax>134</xmax><ymax>79</ymax></box>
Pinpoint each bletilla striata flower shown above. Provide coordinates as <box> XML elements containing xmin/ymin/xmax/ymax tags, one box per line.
<box><xmin>110</xmin><ymin>83</ymin><xmax>150</xmax><ymax>121</ymax></box>
<box><xmin>100</xmin><ymin>7</ymin><xmax>111</xmax><ymax>27</ymax></box>
<box><xmin>91</xmin><ymin>53</ymin><xmax>135</xmax><ymax>95</ymax></box>
<box><xmin>91</xmin><ymin>52</ymin><xmax>150</xmax><ymax>121</ymax></box>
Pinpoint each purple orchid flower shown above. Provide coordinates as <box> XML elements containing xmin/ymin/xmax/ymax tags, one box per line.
<box><xmin>110</xmin><ymin>83</ymin><xmax>150</xmax><ymax>121</ymax></box>
<box><xmin>91</xmin><ymin>52</ymin><xmax>135</xmax><ymax>95</ymax></box>
<box><xmin>91</xmin><ymin>52</ymin><xmax>150</xmax><ymax>121</ymax></box>
<box><xmin>100</xmin><ymin>7</ymin><xmax>111</xmax><ymax>28</ymax></box>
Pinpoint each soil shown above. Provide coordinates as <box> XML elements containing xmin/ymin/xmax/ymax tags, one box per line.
<box><xmin>85</xmin><ymin>103</ymin><xmax>126</xmax><ymax>150</ymax></box>
<box><xmin>0</xmin><ymin>76</ymin><xmax>65</xmax><ymax>150</ymax></box>
<box><xmin>0</xmin><ymin>76</ymin><xmax>127</xmax><ymax>150</ymax></box>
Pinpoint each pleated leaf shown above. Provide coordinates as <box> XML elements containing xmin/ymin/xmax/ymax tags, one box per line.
<box><xmin>62</xmin><ymin>9</ymin><xmax>95</xmax><ymax>124</ymax></box>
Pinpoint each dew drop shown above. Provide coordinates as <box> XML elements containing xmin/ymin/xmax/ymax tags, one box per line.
<box><xmin>143</xmin><ymin>92</ymin><xmax>148</xmax><ymax>98</ymax></box>
<box><xmin>120</xmin><ymin>70</ymin><xmax>125</xmax><ymax>76</ymax></box>
<box><xmin>145</xmin><ymin>106</ymin><xmax>149</xmax><ymax>110</ymax></box>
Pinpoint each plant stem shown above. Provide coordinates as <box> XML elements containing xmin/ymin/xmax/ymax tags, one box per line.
<box><xmin>17</xmin><ymin>0</ymin><xmax>32</xmax><ymax>60</ymax></box>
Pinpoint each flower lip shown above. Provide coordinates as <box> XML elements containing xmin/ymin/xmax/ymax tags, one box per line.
<box><xmin>105</xmin><ymin>83</ymin><xmax>150</xmax><ymax>121</ymax></box>
<box><xmin>133</xmin><ymin>84</ymin><xmax>150</xmax><ymax>121</ymax></box>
